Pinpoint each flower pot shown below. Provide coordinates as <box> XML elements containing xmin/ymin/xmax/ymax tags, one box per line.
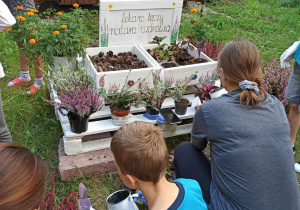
<box><xmin>68</xmin><ymin>115</ymin><xmax>89</xmax><ymax>134</ymax></box>
<box><xmin>175</xmin><ymin>98</ymin><xmax>189</xmax><ymax>115</ymax></box>
<box><xmin>109</xmin><ymin>105</ymin><xmax>130</xmax><ymax>126</ymax></box>
<box><xmin>159</xmin><ymin>61</ymin><xmax>179</xmax><ymax>69</ymax></box>
<box><xmin>53</xmin><ymin>56</ymin><xmax>77</xmax><ymax>71</ymax></box>
<box><xmin>146</xmin><ymin>107</ymin><xmax>159</xmax><ymax>115</ymax></box>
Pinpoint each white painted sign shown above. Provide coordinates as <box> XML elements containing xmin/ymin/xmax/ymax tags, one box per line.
<box><xmin>99</xmin><ymin>0</ymin><xmax>183</xmax><ymax>47</ymax></box>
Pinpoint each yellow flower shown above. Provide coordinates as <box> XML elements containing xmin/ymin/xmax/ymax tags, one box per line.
<box><xmin>14</xmin><ymin>6</ymin><xmax>23</xmax><ymax>10</ymax></box>
<box><xmin>27</xmin><ymin>12</ymin><xmax>34</xmax><ymax>16</ymax></box>
<box><xmin>29</xmin><ymin>39</ymin><xmax>36</xmax><ymax>44</ymax></box>
<box><xmin>73</xmin><ymin>3</ymin><xmax>79</xmax><ymax>8</ymax></box>
<box><xmin>197</xmin><ymin>1</ymin><xmax>201</xmax><ymax>5</ymax></box>
<box><xmin>172</xmin><ymin>2</ymin><xmax>176</xmax><ymax>6</ymax></box>
<box><xmin>6</xmin><ymin>28</ymin><xmax>11</xmax><ymax>32</ymax></box>
<box><xmin>56</xmin><ymin>11</ymin><xmax>63</xmax><ymax>16</ymax></box>
<box><xmin>198</xmin><ymin>21</ymin><xmax>201</xmax><ymax>24</ymax></box>
<box><xmin>108</xmin><ymin>4</ymin><xmax>113</xmax><ymax>9</ymax></box>
<box><xmin>191</xmin><ymin>8</ymin><xmax>198</xmax><ymax>13</ymax></box>
<box><xmin>61</xmin><ymin>25</ymin><xmax>68</xmax><ymax>29</ymax></box>
<box><xmin>53</xmin><ymin>31</ymin><xmax>59</xmax><ymax>35</ymax></box>
<box><xmin>17</xmin><ymin>16</ymin><xmax>26</xmax><ymax>21</ymax></box>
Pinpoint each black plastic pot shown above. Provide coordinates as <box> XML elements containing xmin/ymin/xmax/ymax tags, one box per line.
<box><xmin>146</xmin><ymin>107</ymin><xmax>159</xmax><ymax>115</ymax></box>
<box><xmin>68</xmin><ymin>115</ymin><xmax>90</xmax><ymax>134</ymax></box>
<box><xmin>175</xmin><ymin>101</ymin><xmax>188</xmax><ymax>115</ymax></box>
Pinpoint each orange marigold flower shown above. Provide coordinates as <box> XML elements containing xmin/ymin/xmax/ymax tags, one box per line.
<box><xmin>53</xmin><ymin>31</ymin><xmax>59</xmax><ymax>35</ymax></box>
<box><xmin>80</xmin><ymin>38</ymin><xmax>83</xmax><ymax>41</ymax></box>
<box><xmin>32</xmin><ymin>9</ymin><xmax>38</xmax><ymax>13</ymax></box>
<box><xmin>73</xmin><ymin>3</ymin><xmax>79</xmax><ymax>7</ymax></box>
<box><xmin>6</xmin><ymin>28</ymin><xmax>11</xmax><ymax>32</ymax></box>
<box><xmin>29</xmin><ymin>39</ymin><xmax>36</xmax><ymax>44</ymax></box>
<box><xmin>17</xmin><ymin>16</ymin><xmax>26</xmax><ymax>21</ymax></box>
<box><xmin>197</xmin><ymin>1</ymin><xmax>201</xmax><ymax>5</ymax></box>
<box><xmin>191</xmin><ymin>8</ymin><xmax>197</xmax><ymax>13</ymax></box>
<box><xmin>56</xmin><ymin>11</ymin><xmax>63</xmax><ymax>16</ymax></box>
<box><xmin>19</xmin><ymin>6</ymin><xmax>24</xmax><ymax>10</ymax></box>
<box><xmin>61</xmin><ymin>25</ymin><xmax>68</xmax><ymax>29</ymax></box>
<box><xmin>27</xmin><ymin>12</ymin><xmax>34</xmax><ymax>16</ymax></box>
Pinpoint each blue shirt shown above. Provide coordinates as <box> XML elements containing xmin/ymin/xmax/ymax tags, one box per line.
<box><xmin>168</xmin><ymin>178</ymin><xmax>207</xmax><ymax>210</ymax></box>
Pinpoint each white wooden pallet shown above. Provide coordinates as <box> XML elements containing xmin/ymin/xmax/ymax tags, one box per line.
<box><xmin>49</xmin><ymin>81</ymin><xmax>197</xmax><ymax>155</ymax></box>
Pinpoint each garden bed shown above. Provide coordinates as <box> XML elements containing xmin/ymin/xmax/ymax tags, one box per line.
<box><xmin>138</xmin><ymin>43</ymin><xmax>217</xmax><ymax>86</ymax></box>
<box><xmin>81</xmin><ymin>45</ymin><xmax>160</xmax><ymax>92</ymax></box>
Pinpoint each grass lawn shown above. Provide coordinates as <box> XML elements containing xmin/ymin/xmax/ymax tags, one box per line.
<box><xmin>0</xmin><ymin>0</ymin><xmax>299</xmax><ymax>209</ymax></box>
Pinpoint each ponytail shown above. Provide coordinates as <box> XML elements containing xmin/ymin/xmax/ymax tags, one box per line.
<box><xmin>218</xmin><ymin>39</ymin><xmax>267</xmax><ymax>107</ymax></box>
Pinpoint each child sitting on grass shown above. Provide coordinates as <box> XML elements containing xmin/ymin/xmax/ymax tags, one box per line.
<box><xmin>111</xmin><ymin>121</ymin><xmax>207</xmax><ymax>210</ymax></box>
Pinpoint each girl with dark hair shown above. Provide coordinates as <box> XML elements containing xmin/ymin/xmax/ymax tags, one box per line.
<box><xmin>174</xmin><ymin>39</ymin><xmax>300</xmax><ymax>209</ymax></box>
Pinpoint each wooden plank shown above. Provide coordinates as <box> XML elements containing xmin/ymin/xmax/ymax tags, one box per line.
<box><xmin>59</xmin><ymin>0</ymin><xmax>65</xmax><ymax>5</ymax></box>
<box><xmin>91</xmin><ymin>0</ymin><xmax>98</xmax><ymax>4</ymax></box>
<box><xmin>62</xmin><ymin>107</ymin><xmax>197</xmax><ymax>139</ymax></box>
<box><xmin>58</xmin><ymin>94</ymin><xmax>197</xmax><ymax>124</ymax></box>
<box><xmin>79</xmin><ymin>123</ymin><xmax>192</xmax><ymax>153</ymax></box>
<box><xmin>65</xmin><ymin>0</ymin><xmax>72</xmax><ymax>5</ymax></box>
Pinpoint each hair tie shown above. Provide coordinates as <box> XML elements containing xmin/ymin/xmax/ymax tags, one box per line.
<box><xmin>239</xmin><ymin>80</ymin><xmax>259</xmax><ymax>95</ymax></box>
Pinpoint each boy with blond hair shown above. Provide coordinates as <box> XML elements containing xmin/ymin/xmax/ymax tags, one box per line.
<box><xmin>111</xmin><ymin>121</ymin><xmax>207</xmax><ymax>210</ymax></box>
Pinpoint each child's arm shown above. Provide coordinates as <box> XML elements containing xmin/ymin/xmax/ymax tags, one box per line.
<box><xmin>0</xmin><ymin>0</ymin><xmax>16</xmax><ymax>32</ymax></box>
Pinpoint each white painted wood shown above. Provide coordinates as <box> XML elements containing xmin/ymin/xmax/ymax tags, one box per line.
<box><xmin>81</xmin><ymin>45</ymin><xmax>161</xmax><ymax>92</ymax></box>
<box><xmin>63</xmin><ymin>137</ymin><xmax>83</xmax><ymax>155</ymax></box>
<box><xmin>63</xmin><ymin>123</ymin><xmax>192</xmax><ymax>155</ymax></box>
<box><xmin>138</xmin><ymin>43</ymin><xmax>218</xmax><ymax>86</ymax></box>
<box><xmin>58</xmin><ymin>94</ymin><xmax>196</xmax><ymax>124</ymax></box>
<box><xmin>53</xmin><ymin>57</ymin><xmax>77</xmax><ymax>71</ymax></box>
<box><xmin>62</xmin><ymin>106</ymin><xmax>196</xmax><ymax>140</ymax></box>
<box><xmin>99</xmin><ymin>0</ymin><xmax>183</xmax><ymax>46</ymax></box>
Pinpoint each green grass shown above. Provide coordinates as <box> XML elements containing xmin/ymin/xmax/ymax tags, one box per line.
<box><xmin>0</xmin><ymin>0</ymin><xmax>300</xmax><ymax>209</ymax></box>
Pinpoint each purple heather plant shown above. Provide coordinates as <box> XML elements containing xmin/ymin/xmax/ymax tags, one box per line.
<box><xmin>262</xmin><ymin>57</ymin><xmax>290</xmax><ymax>107</ymax></box>
<box><xmin>57</xmin><ymin>83</ymin><xmax>103</xmax><ymax>119</ymax></box>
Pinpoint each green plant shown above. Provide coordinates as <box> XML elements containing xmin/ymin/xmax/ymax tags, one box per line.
<box><xmin>193</xmin><ymin>22</ymin><xmax>207</xmax><ymax>42</ymax></box>
<box><xmin>106</xmin><ymin>70</ymin><xmax>142</xmax><ymax>110</ymax></box>
<box><xmin>149</xmin><ymin>36</ymin><xmax>174</xmax><ymax>61</ymax></box>
<box><xmin>138</xmin><ymin>70</ymin><xmax>171</xmax><ymax>111</ymax></box>
<box><xmin>168</xmin><ymin>72</ymin><xmax>198</xmax><ymax>103</ymax></box>
<box><xmin>36</xmin><ymin>5</ymin><xmax>89</xmax><ymax>66</ymax></box>
<box><xmin>7</xmin><ymin>7</ymin><xmax>44</xmax><ymax>56</ymax></box>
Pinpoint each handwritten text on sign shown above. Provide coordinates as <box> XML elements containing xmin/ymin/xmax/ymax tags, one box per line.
<box><xmin>101</xmin><ymin>9</ymin><xmax>175</xmax><ymax>46</ymax></box>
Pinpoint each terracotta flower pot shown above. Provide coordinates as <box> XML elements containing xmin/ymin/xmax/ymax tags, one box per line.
<box><xmin>109</xmin><ymin>105</ymin><xmax>130</xmax><ymax>117</ymax></box>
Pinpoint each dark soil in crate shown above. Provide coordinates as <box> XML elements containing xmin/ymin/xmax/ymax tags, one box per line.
<box><xmin>147</xmin><ymin>48</ymin><xmax>208</xmax><ymax>67</ymax></box>
<box><xmin>90</xmin><ymin>51</ymin><xmax>148</xmax><ymax>72</ymax></box>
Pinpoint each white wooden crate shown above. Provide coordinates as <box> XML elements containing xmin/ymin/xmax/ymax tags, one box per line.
<box><xmin>137</xmin><ymin>43</ymin><xmax>218</xmax><ymax>86</ymax></box>
<box><xmin>80</xmin><ymin>44</ymin><xmax>161</xmax><ymax>92</ymax></box>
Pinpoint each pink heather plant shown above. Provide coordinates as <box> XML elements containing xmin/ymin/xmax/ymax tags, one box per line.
<box><xmin>57</xmin><ymin>83</ymin><xmax>104</xmax><ymax>119</ymax></box>
<box><xmin>262</xmin><ymin>57</ymin><xmax>290</xmax><ymax>107</ymax></box>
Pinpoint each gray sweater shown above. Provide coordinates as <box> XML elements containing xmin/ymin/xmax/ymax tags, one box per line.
<box><xmin>0</xmin><ymin>92</ymin><xmax>12</xmax><ymax>143</ymax></box>
<box><xmin>192</xmin><ymin>89</ymin><xmax>300</xmax><ymax>210</ymax></box>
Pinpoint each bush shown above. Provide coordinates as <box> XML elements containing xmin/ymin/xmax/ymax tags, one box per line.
<box><xmin>262</xmin><ymin>57</ymin><xmax>290</xmax><ymax>108</ymax></box>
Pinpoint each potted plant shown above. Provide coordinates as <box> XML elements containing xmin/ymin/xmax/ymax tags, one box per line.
<box><xmin>195</xmin><ymin>82</ymin><xmax>218</xmax><ymax>102</ymax></box>
<box><xmin>148</xmin><ymin>36</ymin><xmax>178</xmax><ymax>68</ymax></box>
<box><xmin>169</xmin><ymin>71</ymin><xmax>198</xmax><ymax>115</ymax></box>
<box><xmin>138</xmin><ymin>70</ymin><xmax>171</xmax><ymax>115</ymax></box>
<box><xmin>45</xmin><ymin>67</ymin><xmax>103</xmax><ymax>133</ymax></box>
<box><xmin>105</xmin><ymin>70</ymin><xmax>142</xmax><ymax>126</ymax></box>
<box><xmin>40</xmin><ymin>4</ymin><xmax>90</xmax><ymax>70</ymax></box>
